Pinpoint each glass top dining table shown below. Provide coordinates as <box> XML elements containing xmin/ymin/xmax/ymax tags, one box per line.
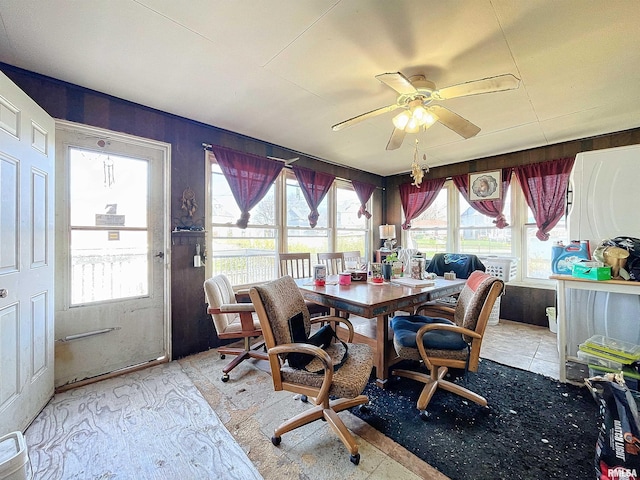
<box><xmin>296</xmin><ymin>276</ymin><xmax>466</xmax><ymax>388</ymax></box>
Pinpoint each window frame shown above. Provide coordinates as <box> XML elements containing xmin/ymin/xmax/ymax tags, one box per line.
<box><xmin>205</xmin><ymin>153</ymin><xmax>372</xmax><ymax>287</ymax></box>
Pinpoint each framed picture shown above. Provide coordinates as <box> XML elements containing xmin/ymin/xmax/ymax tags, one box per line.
<box><xmin>468</xmin><ymin>170</ymin><xmax>502</xmax><ymax>201</ymax></box>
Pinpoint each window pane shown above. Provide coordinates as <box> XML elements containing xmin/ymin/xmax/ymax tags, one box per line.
<box><xmin>286</xmin><ymin>228</ymin><xmax>329</xmax><ymax>256</ymax></box>
<box><xmin>459</xmin><ymin>190</ymin><xmax>512</xmax><ymax>255</ymax></box>
<box><xmin>525</xmin><ymin>220</ymin><xmax>567</xmax><ymax>279</ymax></box>
<box><xmin>286</xmin><ymin>177</ymin><xmax>328</xmax><ymax>228</ymax></box>
<box><xmin>336</xmin><ymin>184</ymin><xmax>367</xmax><ymax>256</ymax></box>
<box><xmin>210</xmin><ymin>227</ymin><xmax>277</xmax><ymax>284</ymax></box>
<box><xmin>404</xmin><ymin>188</ymin><xmax>448</xmax><ymax>256</ymax></box>
<box><xmin>70</xmin><ymin>148</ymin><xmax>148</xmax><ymax>228</ymax></box>
<box><xmin>70</xmin><ymin>230</ymin><xmax>148</xmax><ymax>304</ymax></box>
<box><xmin>210</xmin><ymin>164</ymin><xmax>275</xmax><ymax>225</ymax></box>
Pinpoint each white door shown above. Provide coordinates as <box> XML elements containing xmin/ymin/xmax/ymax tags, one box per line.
<box><xmin>0</xmin><ymin>72</ymin><xmax>55</xmax><ymax>433</ymax></box>
<box><xmin>54</xmin><ymin>122</ymin><xmax>170</xmax><ymax>388</ymax></box>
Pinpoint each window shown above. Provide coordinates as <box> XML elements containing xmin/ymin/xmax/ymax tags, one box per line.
<box><xmin>523</xmin><ymin>208</ymin><xmax>567</xmax><ymax>280</ymax></box>
<box><xmin>68</xmin><ymin>148</ymin><xmax>150</xmax><ymax>304</ymax></box>
<box><xmin>335</xmin><ymin>180</ymin><xmax>368</xmax><ymax>256</ymax></box>
<box><xmin>210</xmin><ymin>162</ymin><xmax>278</xmax><ymax>285</ymax></box>
<box><xmin>285</xmin><ymin>171</ymin><xmax>329</xmax><ymax>255</ymax></box>
<box><xmin>402</xmin><ymin>174</ymin><xmax>567</xmax><ymax>285</ymax></box>
<box><xmin>208</xmin><ymin>157</ymin><xmax>371</xmax><ymax>285</ymax></box>
<box><xmin>404</xmin><ymin>187</ymin><xmax>448</xmax><ymax>257</ymax></box>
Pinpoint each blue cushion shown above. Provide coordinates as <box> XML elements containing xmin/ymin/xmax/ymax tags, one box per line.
<box><xmin>391</xmin><ymin>315</ymin><xmax>467</xmax><ymax>351</ymax></box>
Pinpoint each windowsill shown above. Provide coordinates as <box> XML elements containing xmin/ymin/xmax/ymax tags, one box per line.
<box><xmin>506</xmin><ymin>279</ymin><xmax>556</xmax><ymax>290</ymax></box>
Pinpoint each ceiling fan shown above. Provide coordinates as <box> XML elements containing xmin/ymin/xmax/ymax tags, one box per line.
<box><xmin>331</xmin><ymin>72</ymin><xmax>520</xmax><ymax>150</ymax></box>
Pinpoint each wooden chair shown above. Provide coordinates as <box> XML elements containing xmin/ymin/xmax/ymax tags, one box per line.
<box><xmin>278</xmin><ymin>252</ymin><xmax>329</xmax><ymax>316</ymax></box>
<box><xmin>204</xmin><ymin>274</ymin><xmax>268</xmax><ymax>382</ymax></box>
<box><xmin>317</xmin><ymin>252</ymin><xmax>345</xmax><ymax>275</ymax></box>
<box><xmin>342</xmin><ymin>250</ymin><xmax>362</xmax><ymax>263</ymax></box>
<box><xmin>391</xmin><ymin>271</ymin><xmax>504</xmax><ymax>419</ymax></box>
<box><xmin>249</xmin><ymin>275</ymin><xmax>374</xmax><ymax>465</ymax></box>
<box><xmin>278</xmin><ymin>252</ymin><xmax>313</xmax><ymax>279</ymax></box>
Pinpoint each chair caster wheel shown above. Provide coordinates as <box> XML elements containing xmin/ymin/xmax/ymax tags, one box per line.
<box><xmin>300</xmin><ymin>395</ymin><xmax>308</xmax><ymax>403</ymax></box>
<box><xmin>358</xmin><ymin>404</ymin><xmax>370</xmax><ymax>414</ymax></box>
<box><xmin>419</xmin><ymin>410</ymin><xmax>430</xmax><ymax>421</ymax></box>
<box><xmin>350</xmin><ymin>453</ymin><xmax>360</xmax><ymax>465</ymax></box>
<box><xmin>220</xmin><ymin>354</ymin><xmax>226</xmax><ymax>359</ymax></box>
<box><xmin>221</xmin><ymin>374</ymin><xmax>229</xmax><ymax>382</ymax></box>
<box><xmin>271</xmin><ymin>436</ymin><xmax>281</xmax><ymax>446</ymax></box>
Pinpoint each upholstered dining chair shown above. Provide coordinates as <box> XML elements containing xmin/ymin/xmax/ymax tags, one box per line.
<box><xmin>317</xmin><ymin>252</ymin><xmax>345</xmax><ymax>275</ymax></box>
<box><xmin>418</xmin><ymin>252</ymin><xmax>487</xmax><ymax>314</ymax></box>
<box><xmin>278</xmin><ymin>252</ymin><xmax>330</xmax><ymax>317</ymax></box>
<box><xmin>390</xmin><ymin>271</ymin><xmax>504</xmax><ymax>419</ymax></box>
<box><xmin>249</xmin><ymin>275</ymin><xmax>374</xmax><ymax>465</ymax></box>
<box><xmin>204</xmin><ymin>274</ymin><xmax>268</xmax><ymax>382</ymax></box>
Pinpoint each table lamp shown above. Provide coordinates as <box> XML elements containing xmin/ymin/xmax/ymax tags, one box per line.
<box><xmin>379</xmin><ymin>224</ymin><xmax>397</xmax><ymax>251</ymax></box>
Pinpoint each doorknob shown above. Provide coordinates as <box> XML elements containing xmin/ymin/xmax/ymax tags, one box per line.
<box><xmin>155</xmin><ymin>252</ymin><xmax>164</xmax><ymax>258</ymax></box>
<box><xmin>0</xmin><ymin>289</ymin><xmax>7</xmax><ymax>298</ymax></box>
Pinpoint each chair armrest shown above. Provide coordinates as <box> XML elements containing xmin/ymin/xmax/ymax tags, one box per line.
<box><xmin>310</xmin><ymin>315</ymin><xmax>354</xmax><ymax>342</ymax></box>
<box><xmin>415</xmin><ymin>304</ymin><xmax>455</xmax><ymax>318</ymax></box>
<box><xmin>416</xmin><ymin>322</ymin><xmax>481</xmax><ymax>340</ymax></box>
<box><xmin>414</xmin><ymin>323</ymin><xmax>481</xmax><ymax>370</ymax></box>
<box><xmin>269</xmin><ymin>343</ymin><xmax>334</xmax><ymax>402</ymax></box>
<box><xmin>212</xmin><ymin>303</ymin><xmax>255</xmax><ymax>313</ymax></box>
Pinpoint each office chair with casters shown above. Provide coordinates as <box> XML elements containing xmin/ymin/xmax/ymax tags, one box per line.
<box><xmin>391</xmin><ymin>271</ymin><xmax>504</xmax><ymax>419</ymax></box>
<box><xmin>249</xmin><ymin>275</ymin><xmax>374</xmax><ymax>465</ymax></box>
<box><xmin>278</xmin><ymin>252</ymin><xmax>330</xmax><ymax>317</ymax></box>
<box><xmin>204</xmin><ymin>274</ymin><xmax>268</xmax><ymax>382</ymax></box>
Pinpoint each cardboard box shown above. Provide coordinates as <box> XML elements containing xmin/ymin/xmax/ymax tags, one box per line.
<box><xmin>572</xmin><ymin>263</ymin><xmax>611</xmax><ymax>281</ymax></box>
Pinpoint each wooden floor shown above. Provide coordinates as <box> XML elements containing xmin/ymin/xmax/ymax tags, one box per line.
<box><xmin>24</xmin><ymin>361</ymin><xmax>262</xmax><ymax>480</ymax></box>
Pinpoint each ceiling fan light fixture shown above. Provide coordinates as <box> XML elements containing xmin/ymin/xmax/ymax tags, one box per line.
<box><xmin>405</xmin><ymin>117</ymin><xmax>420</xmax><ymax>133</ymax></box>
<box><xmin>392</xmin><ymin>111</ymin><xmax>411</xmax><ymax>130</ymax></box>
<box><xmin>411</xmin><ymin>104</ymin><xmax>428</xmax><ymax>123</ymax></box>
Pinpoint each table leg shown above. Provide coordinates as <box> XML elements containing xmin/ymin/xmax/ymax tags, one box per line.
<box><xmin>374</xmin><ymin>314</ymin><xmax>389</xmax><ymax>389</ymax></box>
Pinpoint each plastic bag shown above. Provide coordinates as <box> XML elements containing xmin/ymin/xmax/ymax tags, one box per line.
<box><xmin>586</xmin><ymin>373</ymin><xmax>640</xmax><ymax>479</ymax></box>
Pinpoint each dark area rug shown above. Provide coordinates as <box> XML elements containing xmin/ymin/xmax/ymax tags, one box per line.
<box><xmin>351</xmin><ymin>359</ymin><xmax>599</xmax><ymax>480</ymax></box>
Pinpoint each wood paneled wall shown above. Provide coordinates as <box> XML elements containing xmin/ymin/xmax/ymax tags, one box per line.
<box><xmin>1</xmin><ymin>63</ymin><xmax>382</xmax><ymax>359</ymax></box>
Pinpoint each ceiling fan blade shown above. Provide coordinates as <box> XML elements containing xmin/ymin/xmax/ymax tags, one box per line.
<box><xmin>332</xmin><ymin>104</ymin><xmax>400</xmax><ymax>131</ymax></box>
<box><xmin>386</xmin><ymin>127</ymin><xmax>406</xmax><ymax>150</ymax></box>
<box><xmin>428</xmin><ymin>105</ymin><xmax>481</xmax><ymax>139</ymax></box>
<box><xmin>375</xmin><ymin>72</ymin><xmax>418</xmax><ymax>95</ymax></box>
<box><xmin>433</xmin><ymin>74</ymin><xmax>520</xmax><ymax>100</ymax></box>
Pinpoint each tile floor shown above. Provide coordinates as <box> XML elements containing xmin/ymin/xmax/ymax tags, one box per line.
<box><xmin>483</xmin><ymin>318</ymin><xmax>560</xmax><ymax>379</ymax></box>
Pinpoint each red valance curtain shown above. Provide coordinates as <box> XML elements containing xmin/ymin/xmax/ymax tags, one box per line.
<box><xmin>291</xmin><ymin>165</ymin><xmax>336</xmax><ymax>228</ymax></box>
<box><xmin>351</xmin><ymin>180</ymin><xmax>376</xmax><ymax>219</ymax></box>
<box><xmin>453</xmin><ymin>168</ymin><xmax>513</xmax><ymax>229</ymax></box>
<box><xmin>399</xmin><ymin>178</ymin><xmax>446</xmax><ymax>230</ymax></box>
<box><xmin>211</xmin><ymin>145</ymin><xmax>284</xmax><ymax>229</ymax></box>
<box><xmin>514</xmin><ymin>157</ymin><xmax>575</xmax><ymax>241</ymax></box>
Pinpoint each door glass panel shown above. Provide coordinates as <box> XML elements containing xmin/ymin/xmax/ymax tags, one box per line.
<box><xmin>69</xmin><ymin>147</ymin><xmax>149</xmax><ymax>305</ymax></box>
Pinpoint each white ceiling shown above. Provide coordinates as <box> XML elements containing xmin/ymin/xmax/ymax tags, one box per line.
<box><xmin>1</xmin><ymin>1</ymin><xmax>639</xmax><ymax>176</ymax></box>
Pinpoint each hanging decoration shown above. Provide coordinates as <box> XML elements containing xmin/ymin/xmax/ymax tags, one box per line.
<box><xmin>103</xmin><ymin>155</ymin><xmax>115</xmax><ymax>188</ymax></box>
<box><xmin>181</xmin><ymin>187</ymin><xmax>198</xmax><ymax>218</ymax></box>
<box><xmin>410</xmin><ymin>139</ymin><xmax>429</xmax><ymax>187</ymax></box>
